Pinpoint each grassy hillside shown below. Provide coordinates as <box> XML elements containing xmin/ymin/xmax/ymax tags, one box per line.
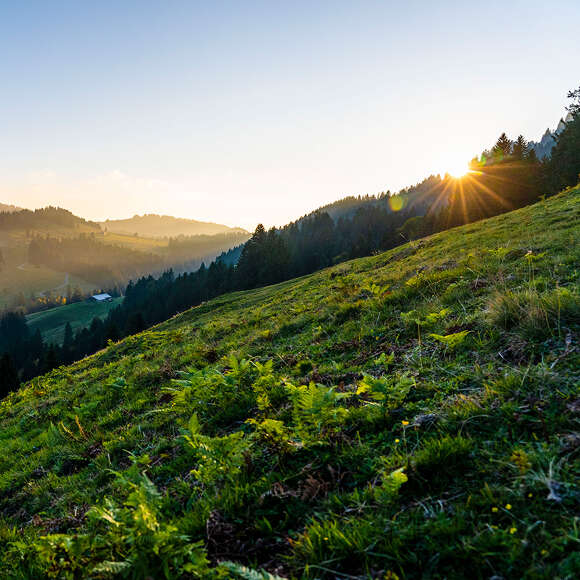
<box><xmin>0</xmin><ymin>188</ymin><xmax>578</xmax><ymax>579</ymax></box>
<box><xmin>101</xmin><ymin>231</ymin><xmax>169</xmax><ymax>253</ymax></box>
<box><xmin>26</xmin><ymin>298</ymin><xmax>123</xmax><ymax>345</ymax></box>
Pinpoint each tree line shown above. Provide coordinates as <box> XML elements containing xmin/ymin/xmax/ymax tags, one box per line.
<box><xmin>0</xmin><ymin>206</ymin><xmax>99</xmax><ymax>230</ymax></box>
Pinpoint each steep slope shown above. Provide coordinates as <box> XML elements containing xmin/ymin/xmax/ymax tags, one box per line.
<box><xmin>100</xmin><ymin>214</ymin><xmax>247</xmax><ymax>238</ymax></box>
<box><xmin>0</xmin><ymin>188</ymin><xmax>578</xmax><ymax>579</ymax></box>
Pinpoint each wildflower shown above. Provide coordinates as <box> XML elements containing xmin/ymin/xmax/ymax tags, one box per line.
<box><xmin>402</xmin><ymin>420</ymin><xmax>409</xmax><ymax>426</ymax></box>
<box><xmin>505</xmin><ymin>503</ymin><xmax>512</xmax><ymax>510</ymax></box>
<box><xmin>509</xmin><ymin>527</ymin><xmax>517</xmax><ymax>534</ymax></box>
<box><xmin>491</xmin><ymin>507</ymin><xmax>499</xmax><ymax>513</ymax></box>
<box><xmin>395</xmin><ymin>438</ymin><xmax>400</xmax><ymax>443</ymax></box>
<box><xmin>323</xmin><ymin>537</ymin><xmax>328</xmax><ymax>541</ymax></box>
<box><xmin>541</xmin><ymin>549</ymin><xmax>548</xmax><ymax>556</ymax></box>
<box><xmin>527</xmin><ymin>493</ymin><xmax>533</xmax><ymax>498</ymax></box>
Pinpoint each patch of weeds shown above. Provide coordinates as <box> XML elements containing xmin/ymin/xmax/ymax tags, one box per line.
<box><xmin>487</xmin><ymin>287</ymin><xmax>579</xmax><ymax>340</ymax></box>
<box><xmin>411</xmin><ymin>435</ymin><xmax>474</xmax><ymax>489</ymax></box>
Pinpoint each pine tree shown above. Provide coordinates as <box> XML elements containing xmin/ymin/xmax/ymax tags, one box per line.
<box><xmin>28</xmin><ymin>238</ymin><xmax>42</xmax><ymax>266</ymax></box>
<box><xmin>512</xmin><ymin>135</ymin><xmax>529</xmax><ymax>160</ymax></box>
<box><xmin>29</xmin><ymin>329</ymin><xmax>44</xmax><ymax>360</ymax></box>
<box><xmin>63</xmin><ymin>322</ymin><xmax>73</xmax><ymax>348</ymax></box>
<box><xmin>236</xmin><ymin>224</ymin><xmax>267</xmax><ymax>289</ymax></box>
<box><xmin>0</xmin><ymin>353</ymin><xmax>19</xmax><ymax>397</ymax></box>
<box><xmin>127</xmin><ymin>312</ymin><xmax>146</xmax><ymax>335</ymax></box>
<box><xmin>62</xmin><ymin>322</ymin><xmax>74</xmax><ymax>362</ymax></box>
<box><xmin>545</xmin><ymin>87</ymin><xmax>580</xmax><ymax>192</ymax></box>
<box><xmin>493</xmin><ymin>133</ymin><xmax>513</xmax><ymax>159</ymax></box>
<box><xmin>567</xmin><ymin>85</ymin><xmax>580</xmax><ymax>116</ymax></box>
<box><xmin>43</xmin><ymin>345</ymin><xmax>59</xmax><ymax>373</ymax></box>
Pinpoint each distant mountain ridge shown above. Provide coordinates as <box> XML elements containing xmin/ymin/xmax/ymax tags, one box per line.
<box><xmin>529</xmin><ymin>111</ymin><xmax>574</xmax><ymax>159</ymax></box>
<box><xmin>0</xmin><ymin>206</ymin><xmax>100</xmax><ymax>231</ymax></box>
<box><xmin>0</xmin><ymin>202</ymin><xmax>23</xmax><ymax>213</ymax></box>
<box><xmin>100</xmin><ymin>214</ymin><xmax>247</xmax><ymax>238</ymax></box>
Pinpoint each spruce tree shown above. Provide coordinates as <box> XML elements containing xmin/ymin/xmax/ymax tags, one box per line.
<box><xmin>512</xmin><ymin>135</ymin><xmax>529</xmax><ymax>160</ymax></box>
<box><xmin>62</xmin><ymin>323</ymin><xmax>74</xmax><ymax>362</ymax></box>
<box><xmin>0</xmin><ymin>353</ymin><xmax>19</xmax><ymax>397</ymax></box>
<box><xmin>545</xmin><ymin>87</ymin><xmax>580</xmax><ymax>192</ymax></box>
<box><xmin>43</xmin><ymin>345</ymin><xmax>59</xmax><ymax>373</ymax></box>
<box><xmin>493</xmin><ymin>133</ymin><xmax>513</xmax><ymax>159</ymax></box>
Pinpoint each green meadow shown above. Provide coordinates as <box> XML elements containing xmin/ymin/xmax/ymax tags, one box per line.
<box><xmin>26</xmin><ymin>298</ymin><xmax>123</xmax><ymax>345</ymax></box>
<box><xmin>0</xmin><ymin>188</ymin><xmax>578</xmax><ymax>578</ymax></box>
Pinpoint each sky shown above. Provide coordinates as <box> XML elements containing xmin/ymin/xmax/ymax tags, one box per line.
<box><xmin>0</xmin><ymin>0</ymin><xmax>578</xmax><ymax>230</ymax></box>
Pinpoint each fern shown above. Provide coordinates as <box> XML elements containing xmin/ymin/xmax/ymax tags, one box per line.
<box><xmin>429</xmin><ymin>330</ymin><xmax>471</xmax><ymax>350</ymax></box>
<box><xmin>220</xmin><ymin>561</ymin><xmax>288</xmax><ymax>579</ymax></box>
<box><xmin>357</xmin><ymin>374</ymin><xmax>413</xmax><ymax>411</ymax></box>
<box><xmin>285</xmin><ymin>382</ymin><xmax>351</xmax><ymax>444</ymax></box>
<box><xmin>91</xmin><ymin>560</ymin><xmax>131</xmax><ymax>575</ymax></box>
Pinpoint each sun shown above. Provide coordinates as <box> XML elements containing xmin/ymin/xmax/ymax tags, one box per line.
<box><xmin>446</xmin><ymin>162</ymin><xmax>471</xmax><ymax>179</ymax></box>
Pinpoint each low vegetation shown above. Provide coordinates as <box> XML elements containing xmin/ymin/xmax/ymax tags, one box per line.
<box><xmin>0</xmin><ymin>187</ymin><xmax>578</xmax><ymax>578</ymax></box>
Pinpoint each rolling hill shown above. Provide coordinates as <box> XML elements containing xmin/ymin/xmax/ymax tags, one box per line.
<box><xmin>0</xmin><ymin>205</ymin><xmax>249</xmax><ymax>311</ymax></box>
<box><xmin>0</xmin><ymin>188</ymin><xmax>578</xmax><ymax>578</ymax></box>
<box><xmin>0</xmin><ymin>202</ymin><xmax>22</xmax><ymax>213</ymax></box>
<box><xmin>100</xmin><ymin>214</ymin><xmax>248</xmax><ymax>238</ymax></box>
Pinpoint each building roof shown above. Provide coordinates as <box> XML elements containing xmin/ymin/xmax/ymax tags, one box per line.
<box><xmin>92</xmin><ymin>293</ymin><xmax>112</xmax><ymax>301</ymax></box>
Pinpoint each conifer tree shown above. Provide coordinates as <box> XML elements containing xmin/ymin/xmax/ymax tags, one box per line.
<box><xmin>493</xmin><ymin>133</ymin><xmax>513</xmax><ymax>159</ymax></box>
<box><xmin>42</xmin><ymin>345</ymin><xmax>59</xmax><ymax>373</ymax></box>
<box><xmin>62</xmin><ymin>323</ymin><xmax>74</xmax><ymax>362</ymax></box>
<box><xmin>512</xmin><ymin>135</ymin><xmax>529</xmax><ymax>160</ymax></box>
<box><xmin>545</xmin><ymin>87</ymin><xmax>580</xmax><ymax>192</ymax></box>
<box><xmin>567</xmin><ymin>85</ymin><xmax>580</xmax><ymax>116</ymax></box>
<box><xmin>0</xmin><ymin>353</ymin><xmax>19</xmax><ymax>397</ymax></box>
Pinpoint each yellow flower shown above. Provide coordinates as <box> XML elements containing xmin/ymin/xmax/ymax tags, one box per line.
<box><xmin>395</xmin><ymin>438</ymin><xmax>400</xmax><ymax>443</ymax></box>
<box><xmin>323</xmin><ymin>537</ymin><xmax>328</xmax><ymax>541</ymax></box>
<box><xmin>541</xmin><ymin>549</ymin><xmax>548</xmax><ymax>556</ymax></box>
<box><xmin>527</xmin><ymin>493</ymin><xmax>533</xmax><ymax>498</ymax></box>
<box><xmin>491</xmin><ymin>507</ymin><xmax>499</xmax><ymax>513</ymax></box>
<box><xmin>509</xmin><ymin>527</ymin><xmax>517</xmax><ymax>534</ymax></box>
<box><xmin>402</xmin><ymin>420</ymin><xmax>409</xmax><ymax>426</ymax></box>
<box><xmin>505</xmin><ymin>503</ymin><xmax>512</xmax><ymax>510</ymax></box>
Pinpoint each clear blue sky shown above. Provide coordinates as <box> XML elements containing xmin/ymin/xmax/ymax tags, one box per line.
<box><xmin>0</xmin><ymin>0</ymin><xmax>578</xmax><ymax>229</ymax></box>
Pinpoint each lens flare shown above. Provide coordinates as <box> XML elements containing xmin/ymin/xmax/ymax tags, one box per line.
<box><xmin>389</xmin><ymin>195</ymin><xmax>405</xmax><ymax>211</ymax></box>
<box><xmin>446</xmin><ymin>162</ymin><xmax>471</xmax><ymax>179</ymax></box>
